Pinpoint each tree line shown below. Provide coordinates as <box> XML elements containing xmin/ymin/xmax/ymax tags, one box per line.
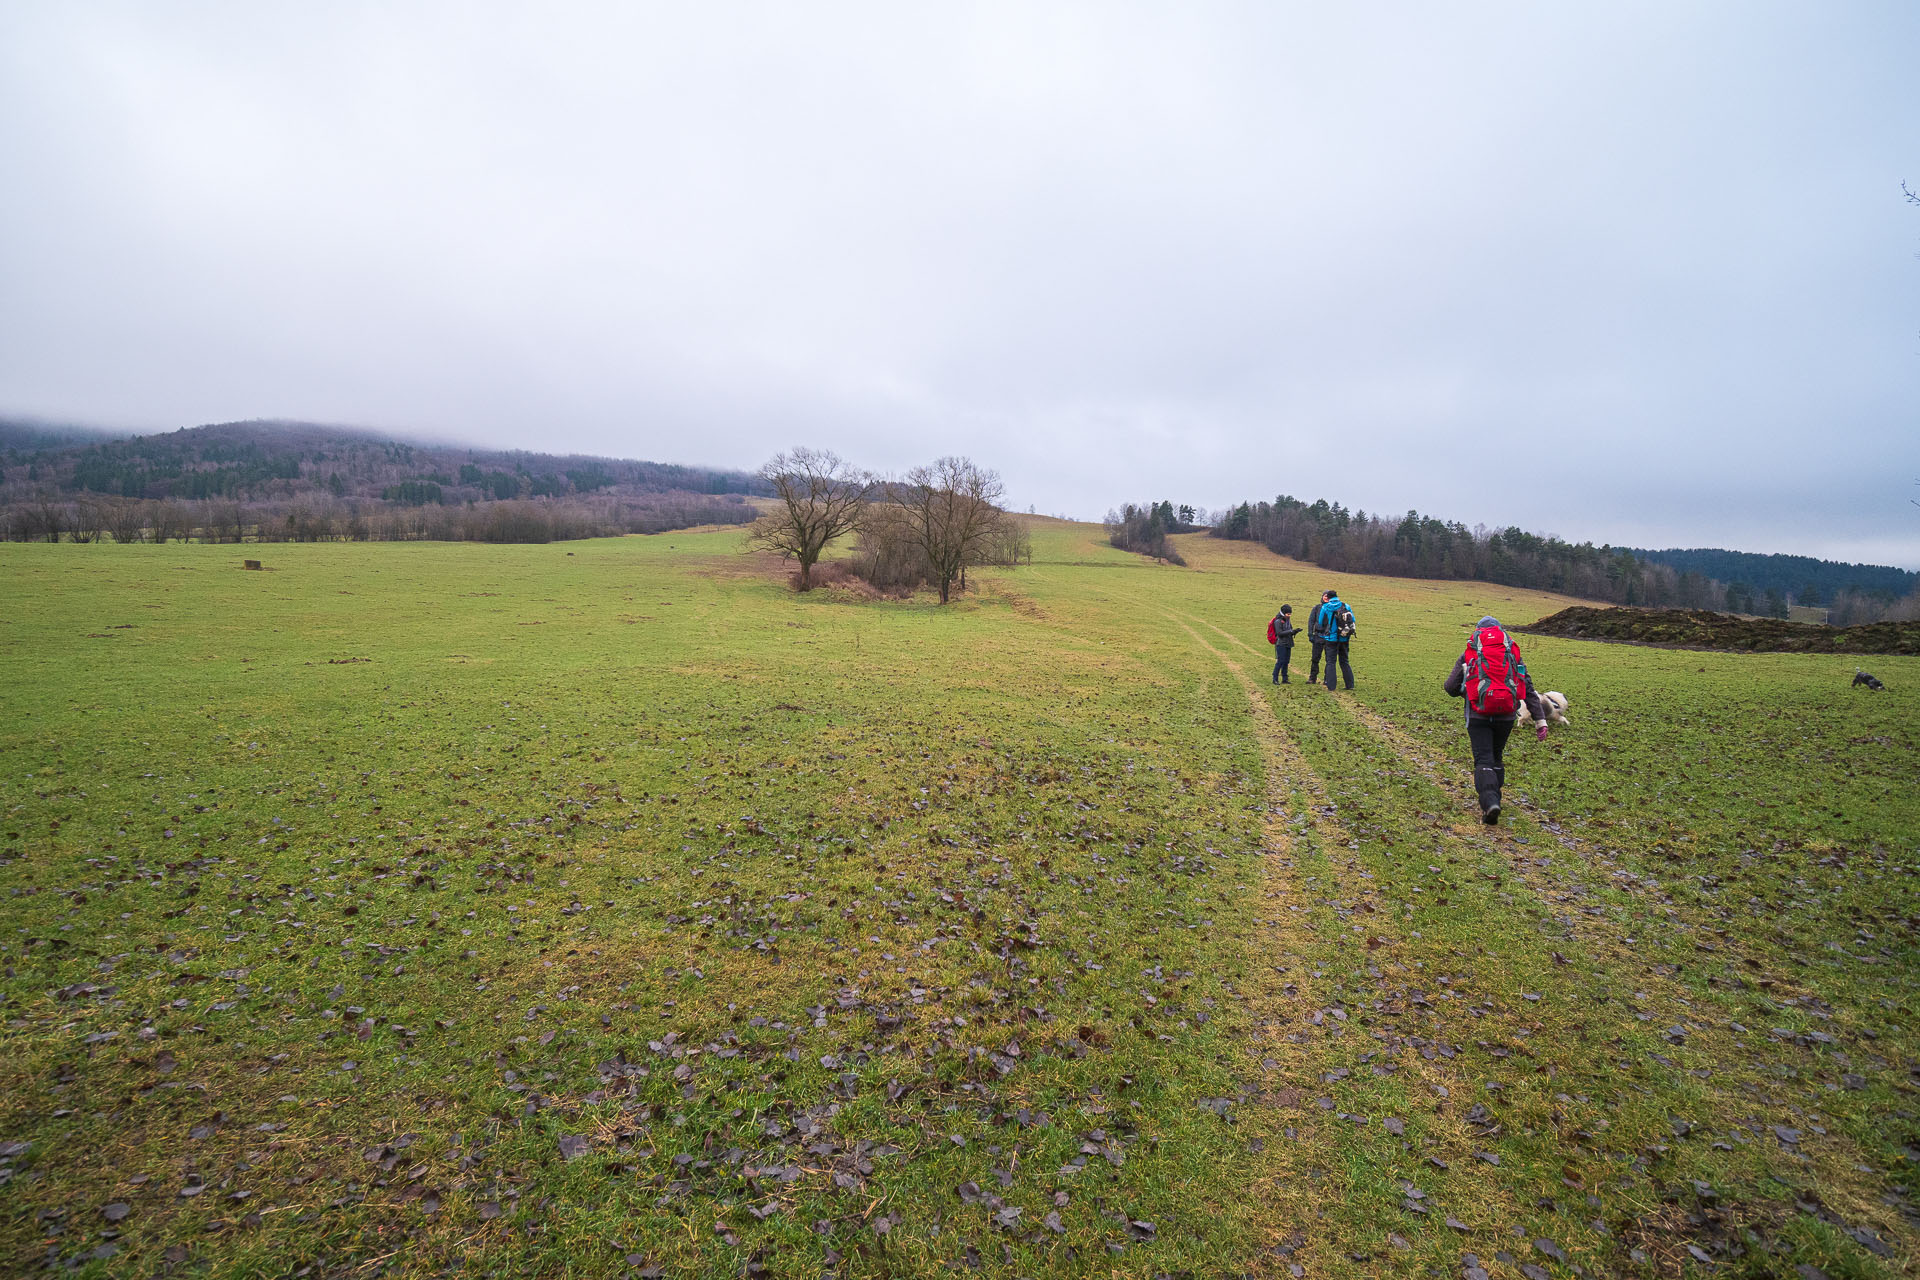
<box><xmin>1114</xmin><ymin>492</ymin><xmax>1920</xmax><ymax>622</ymax></box>
<box><xmin>0</xmin><ymin>419</ymin><xmax>768</xmax><ymax>505</ymax></box>
<box><xmin>0</xmin><ymin>492</ymin><xmax>755</xmax><ymax>545</ymax></box>
<box><xmin>1621</xmin><ymin>546</ymin><xmax>1918</xmax><ymax>622</ymax></box>
<box><xmin>1221</xmin><ymin>495</ymin><xmax>1920</xmax><ymax>621</ymax></box>
<box><xmin>0</xmin><ymin>419</ymin><xmax>774</xmax><ymax>544</ymax></box>
<box><xmin>1210</xmin><ymin>495</ymin><xmax>1687</xmax><ymax>605</ymax></box>
<box><xmin>748</xmin><ymin>449</ymin><xmax>1029</xmax><ymax>604</ymax></box>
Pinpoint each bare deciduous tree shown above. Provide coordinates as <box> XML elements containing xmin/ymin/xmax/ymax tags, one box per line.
<box><xmin>67</xmin><ymin>501</ymin><xmax>106</xmax><ymax>544</ymax></box>
<box><xmin>892</xmin><ymin>456</ymin><xmax>1008</xmax><ymax>604</ymax></box>
<box><xmin>747</xmin><ymin>448</ymin><xmax>873</xmax><ymax>590</ymax></box>
<box><xmin>983</xmin><ymin>513</ymin><xmax>1032</xmax><ymax>569</ymax></box>
<box><xmin>204</xmin><ymin>501</ymin><xmax>247</xmax><ymax>543</ymax></box>
<box><xmin>150</xmin><ymin>502</ymin><xmax>192</xmax><ymax>543</ymax></box>
<box><xmin>850</xmin><ymin>500</ymin><xmax>929</xmax><ymax>592</ymax></box>
<box><xmin>102</xmin><ymin>501</ymin><xmax>148</xmax><ymax>545</ymax></box>
<box><xmin>32</xmin><ymin>498</ymin><xmax>66</xmax><ymax>543</ymax></box>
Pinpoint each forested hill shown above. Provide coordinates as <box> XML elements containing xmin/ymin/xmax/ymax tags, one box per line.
<box><xmin>1199</xmin><ymin>493</ymin><xmax>1919</xmax><ymax>621</ymax></box>
<box><xmin>0</xmin><ymin>418</ymin><xmax>768</xmax><ymax>505</ymax></box>
<box><xmin>1621</xmin><ymin>547</ymin><xmax>1917</xmax><ymax>606</ymax></box>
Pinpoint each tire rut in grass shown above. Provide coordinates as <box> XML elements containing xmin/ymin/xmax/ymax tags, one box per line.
<box><xmin>1195</xmin><ymin>615</ymin><xmax>1798</xmax><ymax>994</ymax></box>
<box><xmin>1293</xmin><ymin>655</ymin><xmax>1875</xmax><ymax>1064</ymax></box>
<box><xmin>1179</xmin><ymin>612</ymin><xmax>1918</xmax><ymax>1276</ymax></box>
<box><xmin>1173</xmin><ymin>614</ymin><xmax>1554</xmax><ymax>1275</ymax></box>
<box><xmin>1166</xmin><ymin>614</ymin><xmax>1343</xmax><ymax>1269</ymax></box>
<box><xmin>1312</xmin><ymin>690</ymin><xmax>1920</xmax><ymax>1261</ymax></box>
<box><xmin>1331</xmin><ymin>688</ymin><xmax>1791</xmax><ymax>979</ymax></box>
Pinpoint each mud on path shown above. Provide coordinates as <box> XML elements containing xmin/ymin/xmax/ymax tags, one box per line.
<box><xmin>1176</xmin><ymin>611</ymin><xmax>1916</xmax><ymax>1278</ymax></box>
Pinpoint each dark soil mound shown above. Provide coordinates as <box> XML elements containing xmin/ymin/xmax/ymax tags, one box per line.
<box><xmin>1520</xmin><ymin>606</ymin><xmax>1920</xmax><ymax>656</ymax></box>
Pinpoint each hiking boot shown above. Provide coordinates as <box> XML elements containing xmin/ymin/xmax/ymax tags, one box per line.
<box><xmin>1481</xmin><ymin>805</ymin><xmax>1501</xmax><ymax>826</ymax></box>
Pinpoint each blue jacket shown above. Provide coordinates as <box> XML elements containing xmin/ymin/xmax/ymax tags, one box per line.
<box><xmin>1319</xmin><ymin>596</ymin><xmax>1351</xmax><ymax>643</ymax></box>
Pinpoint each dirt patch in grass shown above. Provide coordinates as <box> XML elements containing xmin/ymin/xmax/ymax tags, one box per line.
<box><xmin>679</xmin><ymin>545</ymin><xmax>789</xmax><ymax>582</ymax></box>
<box><xmin>1522</xmin><ymin>606</ymin><xmax>1920</xmax><ymax>655</ymax></box>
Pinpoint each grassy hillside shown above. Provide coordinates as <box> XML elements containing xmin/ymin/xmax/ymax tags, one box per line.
<box><xmin>0</xmin><ymin>524</ymin><xmax>1913</xmax><ymax>1278</ymax></box>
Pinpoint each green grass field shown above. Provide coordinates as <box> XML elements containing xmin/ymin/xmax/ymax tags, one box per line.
<box><xmin>2</xmin><ymin>523</ymin><xmax>1914</xmax><ymax>1279</ymax></box>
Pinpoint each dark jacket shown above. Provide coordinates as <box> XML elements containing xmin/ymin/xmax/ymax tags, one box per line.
<box><xmin>1272</xmin><ymin>616</ymin><xmax>1298</xmax><ymax>649</ymax></box>
<box><xmin>1444</xmin><ymin>655</ymin><xmax>1546</xmax><ymax>723</ymax></box>
<box><xmin>1305</xmin><ymin>603</ymin><xmax>1327</xmax><ymax>643</ymax></box>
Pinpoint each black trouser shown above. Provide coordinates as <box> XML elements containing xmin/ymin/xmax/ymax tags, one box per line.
<box><xmin>1466</xmin><ymin>716</ymin><xmax>1515</xmax><ymax>812</ymax></box>
<box><xmin>1273</xmin><ymin>643</ymin><xmax>1292</xmax><ymax>683</ymax></box>
<box><xmin>1308</xmin><ymin>638</ymin><xmax>1324</xmax><ymax>681</ymax></box>
<box><xmin>1322</xmin><ymin>641</ymin><xmax>1352</xmax><ymax>690</ymax></box>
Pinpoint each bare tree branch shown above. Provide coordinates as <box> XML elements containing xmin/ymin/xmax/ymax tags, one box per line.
<box><xmin>746</xmin><ymin>447</ymin><xmax>874</xmax><ymax>590</ymax></box>
<box><xmin>889</xmin><ymin>456</ymin><xmax>1008</xmax><ymax>604</ymax></box>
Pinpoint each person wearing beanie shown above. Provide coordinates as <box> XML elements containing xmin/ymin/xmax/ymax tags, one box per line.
<box><xmin>1442</xmin><ymin>614</ymin><xmax>1548</xmax><ymax>823</ymax></box>
<box><xmin>1268</xmin><ymin>604</ymin><xmax>1298</xmax><ymax>684</ymax></box>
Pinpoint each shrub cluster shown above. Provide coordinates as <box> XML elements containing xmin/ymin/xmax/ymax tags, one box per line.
<box><xmin>848</xmin><ymin>500</ymin><xmax>1032</xmax><ymax>592</ymax></box>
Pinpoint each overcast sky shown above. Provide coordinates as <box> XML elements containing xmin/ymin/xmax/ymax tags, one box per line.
<box><xmin>3</xmin><ymin>2</ymin><xmax>1917</xmax><ymax>564</ymax></box>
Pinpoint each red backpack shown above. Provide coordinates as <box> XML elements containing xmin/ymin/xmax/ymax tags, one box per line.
<box><xmin>1463</xmin><ymin>625</ymin><xmax>1523</xmax><ymax>716</ymax></box>
<box><xmin>1266</xmin><ymin>616</ymin><xmax>1281</xmax><ymax>644</ymax></box>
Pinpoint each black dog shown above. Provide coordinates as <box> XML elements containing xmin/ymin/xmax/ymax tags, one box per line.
<box><xmin>1853</xmin><ymin>669</ymin><xmax>1885</xmax><ymax>691</ymax></box>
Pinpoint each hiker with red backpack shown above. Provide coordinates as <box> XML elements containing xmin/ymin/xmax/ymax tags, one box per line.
<box><xmin>1267</xmin><ymin>605</ymin><xmax>1298</xmax><ymax>684</ymax></box>
<box><xmin>1443</xmin><ymin>615</ymin><xmax>1548</xmax><ymax>824</ymax></box>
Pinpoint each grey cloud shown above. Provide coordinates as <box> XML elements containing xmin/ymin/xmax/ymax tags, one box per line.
<box><xmin>2</xmin><ymin>1</ymin><xmax>1915</xmax><ymax>564</ymax></box>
